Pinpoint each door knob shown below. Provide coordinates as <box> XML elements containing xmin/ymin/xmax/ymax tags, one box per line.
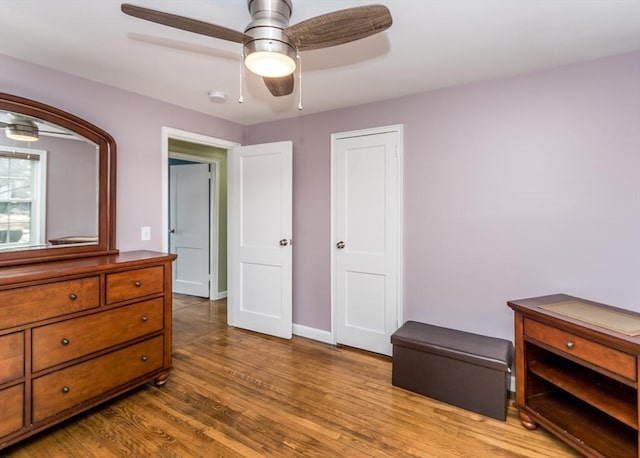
<box><xmin>279</xmin><ymin>239</ymin><xmax>290</xmax><ymax>247</ymax></box>
<box><xmin>336</xmin><ymin>241</ymin><xmax>346</xmax><ymax>249</ymax></box>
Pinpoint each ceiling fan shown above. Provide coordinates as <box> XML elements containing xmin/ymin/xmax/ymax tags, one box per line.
<box><xmin>121</xmin><ymin>0</ymin><xmax>392</xmax><ymax>97</ymax></box>
<box><xmin>0</xmin><ymin>113</ymin><xmax>75</xmax><ymax>142</ymax></box>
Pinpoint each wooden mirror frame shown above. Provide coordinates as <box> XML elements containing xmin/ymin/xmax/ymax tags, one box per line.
<box><xmin>0</xmin><ymin>92</ymin><xmax>117</xmax><ymax>266</ymax></box>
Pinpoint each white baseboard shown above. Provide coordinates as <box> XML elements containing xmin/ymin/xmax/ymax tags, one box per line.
<box><xmin>292</xmin><ymin>323</ymin><xmax>333</xmax><ymax>345</ymax></box>
<box><xmin>213</xmin><ymin>290</ymin><xmax>227</xmax><ymax>300</ymax></box>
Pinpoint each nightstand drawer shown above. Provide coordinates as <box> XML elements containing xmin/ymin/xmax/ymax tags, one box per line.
<box><xmin>524</xmin><ymin>318</ymin><xmax>636</xmax><ymax>381</ymax></box>
<box><xmin>0</xmin><ymin>384</ymin><xmax>24</xmax><ymax>438</ymax></box>
<box><xmin>32</xmin><ymin>335</ymin><xmax>164</xmax><ymax>422</ymax></box>
<box><xmin>0</xmin><ymin>277</ymin><xmax>99</xmax><ymax>329</ymax></box>
<box><xmin>0</xmin><ymin>332</ymin><xmax>24</xmax><ymax>384</ymax></box>
<box><xmin>106</xmin><ymin>266</ymin><xmax>164</xmax><ymax>304</ymax></box>
<box><xmin>32</xmin><ymin>298</ymin><xmax>164</xmax><ymax>372</ymax></box>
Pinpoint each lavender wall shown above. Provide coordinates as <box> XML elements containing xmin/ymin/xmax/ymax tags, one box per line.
<box><xmin>3</xmin><ymin>50</ymin><xmax>640</xmax><ymax>343</ymax></box>
<box><xmin>0</xmin><ymin>54</ymin><xmax>245</xmax><ymax>252</ymax></box>
<box><xmin>248</xmin><ymin>51</ymin><xmax>640</xmax><ymax>340</ymax></box>
<box><xmin>46</xmin><ymin>136</ymin><xmax>98</xmax><ymax>240</ymax></box>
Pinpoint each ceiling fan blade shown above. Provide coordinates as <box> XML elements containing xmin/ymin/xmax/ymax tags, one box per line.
<box><xmin>121</xmin><ymin>3</ymin><xmax>249</xmax><ymax>43</ymax></box>
<box><xmin>285</xmin><ymin>5</ymin><xmax>392</xmax><ymax>52</ymax></box>
<box><xmin>39</xmin><ymin>130</ymin><xmax>73</xmax><ymax>136</ymax></box>
<box><xmin>263</xmin><ymin>75</ymin><xmax>294</xmax><ymax>97</ymax></box>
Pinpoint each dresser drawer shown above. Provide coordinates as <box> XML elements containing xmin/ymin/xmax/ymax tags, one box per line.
<box><xmin>32</xmin><ymin>298</ymin><xmax>164</xmax><ymax>372</ymax></box>
<box><xmin>0</xmin><ymin>277</ymin><xmax>99</xmax><ymax>329</ymax></box>
<box><xmin>0</xmin><ymin>332</ymin><xmax>24</xmax><ymax>384</ymax></box>
<box><xmin>32</xmin><ymin>335</ymin><xmax>164</xmax><ymax>422</ymax></box>
<box><xmin>0</xmin><ymin>384</ymin><xmax>24</xmax><ymax>438</ymax></box>
<box><xmin>106</xmin><ymin>266</ymin><xmax>164</xmax><ymax>304</ymax></box>
<box><xmin>524</xmin><ymin>318</ymin><xmax>636</xmax><ymax>381</ymax></box>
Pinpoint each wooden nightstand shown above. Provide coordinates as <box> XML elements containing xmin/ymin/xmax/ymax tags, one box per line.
<box><xmin>508</xmin><ymin>294</ymin><xmax>640</xmax><ymax>458</ymax></box>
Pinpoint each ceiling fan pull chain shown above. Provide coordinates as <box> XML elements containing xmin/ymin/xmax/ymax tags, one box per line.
<box><xmin>297</xmin><ymin>53</ymin><xmax>303</xmax><ymax>111</ymax></box>
<box><xmin>238</xmin><ymin>51</ymin><xmax>244</xmax><ymax>104</ymax></box>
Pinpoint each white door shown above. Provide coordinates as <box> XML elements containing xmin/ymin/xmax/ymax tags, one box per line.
<box><xmin>333</xmin><ymin>127</ymin><xmax>403</xmax><ymax>356</ymax></box>
<box><xmin>169</xmin><ymin>163</ymin><xmax>211</xmax><ymax>297</ymax></box>
<box><xmin>228</xmin><ymin>141</ymin><xmax>293</xmax><ymax>338</ymax></box>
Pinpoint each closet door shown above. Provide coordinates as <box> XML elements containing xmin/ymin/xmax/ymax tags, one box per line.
<box><xmin>333</xmin><ymin>126</ymin><xmax>403</xmax><ymax>356</ymax></box>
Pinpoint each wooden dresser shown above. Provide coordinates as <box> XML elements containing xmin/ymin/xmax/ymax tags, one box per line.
<box><xmin>0</xmin><ymin>250</ymin><xmax>176</xmax><ymax>449</ymax></box>
<box><xmin>508</xmin><ymin>294</ymin><xmax>640</xmax><ymax>458</ymax></box>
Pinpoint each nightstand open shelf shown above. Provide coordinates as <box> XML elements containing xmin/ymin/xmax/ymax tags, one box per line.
<box><xmin>508</xmin><ymin>294</ymin><xmax>640</xmax><ymax>458</ymax></box>
<box><xmin>528</xmin><ymin>351</ymin><xmax>637</xmax><ymax>428</ymax></box>
<box><xmin>526</xmin><ymin>390</ymin><xmax>636</xmax><ymax>458</ymax></box>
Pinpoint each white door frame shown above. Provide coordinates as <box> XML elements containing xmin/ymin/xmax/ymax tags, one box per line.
<box><xmin>161</xmin><ymin>127</ymin><xmax>239</xmax><ymax>300</ymax></box>
<box><xmin>330</xmin><ymin>124</ymin><xmax>404</xmax><ymax>346</ymax></box>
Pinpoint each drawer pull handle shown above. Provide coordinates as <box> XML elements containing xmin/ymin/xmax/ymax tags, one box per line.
<box><xmin>61</xmin><ymin>386</ymin><xmax>70</xmax><ymax>394</ymax></box>
<box><xmin>61</xmin><ymin>338</ymin><xmax>70</xmax><ymax>346</ymax></box>
<box><xmin>141</xmin><ymin>355</ymin><xmax>148</xmax><ymax>362</ymax></box>
<box><xmin>134</xmin><ymin>281</ymin><xmax>142</xmax><ymax>287</ymax></box>
<box><xmin>566</xmin><ymin>341</ymin><xmax>575</xmax><ymax>349</ymax></box>
<box><xmin>141</xmin><ymin>315</ymin><xmax>149</xmax><ymax>322</ymax></box>
<box><xmin>69</xmin><ymin>293</ymin><xmax>78</xmax><ymax>301</ymax></box>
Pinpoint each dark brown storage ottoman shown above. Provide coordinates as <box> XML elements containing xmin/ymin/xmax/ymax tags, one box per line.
<box><xmin>391</xmin><ymin>321</ymin><xmax>514</xmax><ymax>421</ymax></box>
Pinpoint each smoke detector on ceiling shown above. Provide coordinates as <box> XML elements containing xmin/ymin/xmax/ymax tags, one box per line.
<box><xmin>208</xmin><ymin>91</ymin><xmax>227</xmax><ymax>103</ymax></box>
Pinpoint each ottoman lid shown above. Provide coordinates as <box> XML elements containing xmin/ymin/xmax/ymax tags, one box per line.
<box><xmin>391</xmin><ymin>321</ymin><xmax>513</xmax><ymax>371</ymax></box>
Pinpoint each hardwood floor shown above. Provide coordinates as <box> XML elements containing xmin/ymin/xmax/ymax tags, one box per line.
<box><xmin>3</xmin><ymin>295</ymin><xmax>577</xmax><ymax>457</ymax></box>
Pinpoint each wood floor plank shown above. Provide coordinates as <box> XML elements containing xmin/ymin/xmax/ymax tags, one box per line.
<box><xmin>2</xmin><ymin>294</ymin><xmax>577</xmax><ymax>457</ymax></box>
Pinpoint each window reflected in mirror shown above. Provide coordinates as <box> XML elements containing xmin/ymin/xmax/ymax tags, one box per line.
<box><xmin>0</xmin><ymin>147</ymin><xmax>45</xmax><ymax>248</ymax></box>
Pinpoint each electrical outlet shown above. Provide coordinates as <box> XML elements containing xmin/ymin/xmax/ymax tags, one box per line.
<box><xmin>141</xmin><ymin>226</ymin><xmax>151</xmax><ymax>241</ymax></box>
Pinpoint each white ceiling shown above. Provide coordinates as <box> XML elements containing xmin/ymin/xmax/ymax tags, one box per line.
<box><xmin>2</xmin><ymin>0</ymin><xmax>640</xmax><ymax>126</ymax></box>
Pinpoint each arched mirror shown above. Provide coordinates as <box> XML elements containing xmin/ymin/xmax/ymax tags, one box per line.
<box><xmin>0</xmin><ymin>92</ymin><xmax>116</xmax><ymax>266</ymax></box>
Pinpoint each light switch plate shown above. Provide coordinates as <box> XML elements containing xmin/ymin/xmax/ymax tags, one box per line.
<box><xmin>141</xmin><ymin>226</ymin><xmax>151</xmax><ymax>241</ymax></box>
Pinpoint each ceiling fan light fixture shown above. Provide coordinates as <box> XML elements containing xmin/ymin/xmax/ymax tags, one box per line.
<box><xmin>5</xmin><ymin>121</ymin><xmax>39</xmax><ymax>142</ymax></box>
<box><xmin>245</xmin><ymin>51</ymin><xmax>296</xmax><ymax>77</ymax></box>
<box><xmin>244</xmin><ymin>39</ymin><xmax>296</xmax><ymax>78</ymax></box>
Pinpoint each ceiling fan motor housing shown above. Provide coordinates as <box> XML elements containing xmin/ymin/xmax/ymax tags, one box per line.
<box><xmin>243</xmin><ymin>0</ymin><xmax>296</xmax><ymax>68</ymax></box>
<box><xmin>3</xmin><ymin>114</ymin><xmax>39</xmax><ymax>141</ymax></box>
